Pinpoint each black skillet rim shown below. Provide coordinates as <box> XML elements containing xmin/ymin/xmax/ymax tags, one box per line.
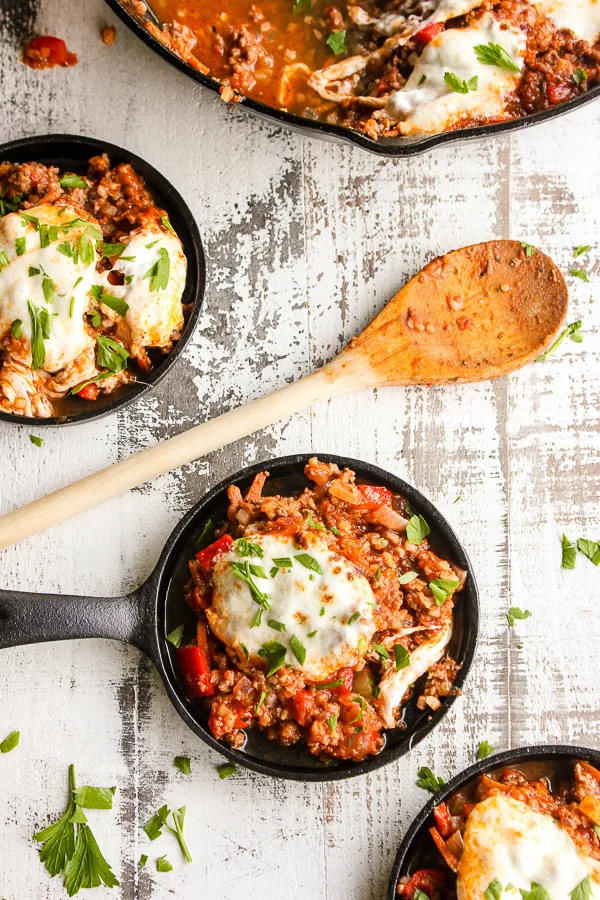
<box><xmin>0</xmin><ymin>132</ymin><xmax>205</xmax><ymax>427</ymax></box>
<box><xmin>104</xmin><ymin>0</ymin><xmax>600</xmax><ymax>159</ymax></box>
<box><xmin>147</xmin><ymin>453</ymin><xmax>480</xmax><ymax>782</ymax></box>
<box><xmin>386</xmin><ymin>743</ymin><xmax>600</xmax><ymax>898</ymax></box>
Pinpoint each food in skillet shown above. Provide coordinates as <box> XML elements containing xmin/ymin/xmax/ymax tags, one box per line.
<box><xmin>125</xmin><ymin>0</ymin><xmax>600</xmax><ymax>140</ymax></box>
<box><xmin>0</xmin><ymin>155</ymin><xmax>187</xmax><ymax>417</ymax></box>
<box><xmin>177</xmin><ymin>458</ymin><xmax>465</xmax><ymax>763</ymax></box>
<box><xmin>398</xmin><ymin>760</ymin><xmax>600</xmax><ymax>899</ymax></box>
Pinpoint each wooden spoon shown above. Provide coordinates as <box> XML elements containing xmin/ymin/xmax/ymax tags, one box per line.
<box><xmin>0</xmin><ymin>240</ymin><xmax>567</xmax><ymax>550</ymax></box>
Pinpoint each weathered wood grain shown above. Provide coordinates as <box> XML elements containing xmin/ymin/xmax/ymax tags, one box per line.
<box><xmin>0</xmin><ymin>0</ymin><xmax>599</xmax><ymax>896</ymax></box>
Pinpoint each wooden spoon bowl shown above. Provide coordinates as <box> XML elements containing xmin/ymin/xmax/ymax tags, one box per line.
<box><xmin>0</xmin><ymin>240</ymin><xmax>568</xmax><ymax>549</ymax></box>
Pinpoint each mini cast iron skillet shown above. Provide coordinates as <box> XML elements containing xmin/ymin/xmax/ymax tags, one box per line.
<box><xmin>0</xmin><ymin>454</ymin><xmax>478</xmax><ymax>782</ymax></box>
<box><xmin>105</xmin><ymin>0</ymin><xmax>600</xmax><ymax>159</ymax></box>
<box><xmin>387</xmin><ymin>744</ymin><xmax>600</xmax><ymax>896</ymax></box>
<box><xmin>0</xmin><ymin>133</ymin><xmax>205</xmax><ymax>427</ymax></box>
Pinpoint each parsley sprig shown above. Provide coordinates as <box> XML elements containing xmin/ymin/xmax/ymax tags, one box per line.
<box><xmin>536</xmin><ymin>321</ymin><xmax>583</xmax><ymax>362</ymax></box>
<box><xmin>416</xmin><ymin>766</ymin><xmax>444</xmax><ymax>793</ymax></box>
<box><xmin>143</xmin><ymin>247</ymin><xmax>170</xmax><ymax>291</ymax></box>
<box><xmin>474</xmin><ymin>42</ymin><xmax>520</xmax><ymax>73</ymax></box>
<box><xmin>444</xmin><ymin>71</ymin><xmax>478</xmax><ymax>94</ymax></box>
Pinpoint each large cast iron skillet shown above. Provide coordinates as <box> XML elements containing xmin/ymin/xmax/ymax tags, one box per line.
<box><xmin>0</xmin><ymin>454</ymin><xmax>478</xmax><ymax>782</ymax></box>
<box><xmin>0</xmin><ymin>133</ymin><xmax>205</xmax><ymax>426</ymax></box>
<box><xmin>105</xmin><ymin>0</ymin><xmax>600</xmax><ymax>158</ymax></box>
<box><xmin>387</xmin><ymin>745</ymin><xmax>600</xmax><ymax>895</ymax></box>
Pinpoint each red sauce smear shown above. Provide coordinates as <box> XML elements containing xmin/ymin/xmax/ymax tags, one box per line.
<box><xmin>22</xmin><ymin>36</ymin><xmax>78</xmax><ymax>69</ymax></box>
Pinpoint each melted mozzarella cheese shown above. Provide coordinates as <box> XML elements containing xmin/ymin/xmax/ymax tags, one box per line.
<box><xmin>458</xmin><ymin>794</ymin><xmax>600</xmax><ymax>900</ymax></box>
<box><xmin>100</xmin><ymin>224</ymin><xmax>186</xmax><ymax>350</ymax></box>
<box><xmin>534</xmin><ymin>0</ymin><xmax>600</xmax><ymax>44</ymax></box>
<box><xmin>374</xmin><ymin>1</ymin><xmax>481</xmax><ymax>37</ymax></box>
<box><xmin>0</xmin><ymin>205</ymin><xmax>96</xmax><ymax>372</ymax></box>
<box><xmin>208</xmin><ymin>533</ymin><xmax>377</xmax><ymax>681</ymax></box>
<box><xmin>387</xmin><ymin>14</ymin><xmax>526</xmax><ymax>135</ymax></box>
<box><xmin>374</xmin><ymin>625</ymin><xmax>451</xmax><ymax>727</ymax></box>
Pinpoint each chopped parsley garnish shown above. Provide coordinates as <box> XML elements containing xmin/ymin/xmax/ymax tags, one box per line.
<box><xmin>256</xmin><ymin>690</ymin><xmax>266</xmax><ymax>713</ymax></box>
<box><xmin>398</xmin><ymin>571</ymin><xmax>418</xmax><ymax>585</ymax></box>
<box><xmin>444</xmin><ymin>71</ymin><xmax>478</xmax><ymax>93</ymax></box>
<box><xmin>146</xmin><ymin>240</ymin><xmax>159</xmax><ymax>249</ymax></box>
<box><xmin>330</xmin><ymin>525</ymin><xmax>341</xmax><ymax>536</ymax></box>
<box><xmin>520</xmin><ymin>883</ymin><xmax>551</xmax><ymax>900</ymax></box>
<box><xmin>99</xmin><ymin>293</ymin><xmax>129</xmax><ymax>317</ymax></box>
<box><xmin>272</xmin><ymin>556</ymin><xmax>293</xmax><ymax>568</ymax></box>
<box><xmin>42</xmin><ymin>276</ymin><xmax>55</xmax><ymax>304</ymax></box>
<box><xmin>233</xmin><ymin>538</ymin><xmax>263</xmax><ymax>558</ymax></box>
<box><xmin>393</xmin><ymin>644</ymin><xmax>410</xmax><ymax>671</ymax></box>
<box><xmin>326</xmin><ymin>30</ymin><xmax>347</xmax><ymax>55</ymax></box>
<box><xmin>289</xmin><ymin>634</ymin><xmax>306</xmax><ymax>666</ymax></box>
<box><xmin>307</xmin><ymin>630</ymin><xmax>317</xmax><ymax>638</ymax></box>
<box><xmin>570</xmin><ymin>877</ymin><xmax>592</xmax><ymax>900</ymax></box>
<box><xmin>15</xmin><ymin>236</ymin><xmax>26</xmax><ymax>256</ymax></box>
<box><xmin>167</xmin><ymin>807</ymin><xmax>192</xmax><ymax>863</ymax></box>
<box><xmin>267</xmin><ymin>618</ymin><xmax>286</xmax><ymax>632</ymax></box>
<box><xmin>474</xmin><ymin>42</ymin><xmax>520</xmax><ymax>72</ymax></box>
<box><xmin>250</xmin><ymin>608</ymin><xmax>262</xmax><ymax>628</ymax></box>
<box><xmin>78</xmin><ymin>228</ymin><xmax>95</xmax><ymax>267</ymax></box>
<box><xmin>429</xmin><ymin>578</ymin><xmax>459</xmax><ymax>607</ymax></box>
<box><xmin>294</xmin><ymin>553</ymin><xmax>323</xmax><ymax>575</ymax></box>
<box><xmin>507</xmin><ymin>607</ymin><xmax>531</xmax><ymax>626</ymax></box>
<box><xmin>577</xmin><ymin>538</ymin><xmax>600</xmax><ymax>566</ymax></box>
<box><xmin>348</xmin><ymin>611</ymin><xmax>361</xmax><ymax>625</ymax></box>
<box><xmin>416</xmin><ymin>766</ymin><xmax>445</xmax><ymax>793</ymax></box>
<box><xmin>143</xmin><ymin>247</ymin><xmax>170</xmax><ymax>291</ymax></box>
<box><xmin>571</xmin><ymin>268</ymin><xmax>590</xmax><ymax>282</ymax></box>
<box><xmin>484</xmin><ymin>879</ymin><xmax>503</xmax><ymax>900</ymax></box>
<box><xmin>573</xmin><ymin>68</ymin><xmax>588</xmax><ymax>85</ymax></box>
<box><xmin>0</xmin><ymin>730</ymin><xmax>20</xmax><ymax>753</ymax></box>
<box><xmin>372</xmin><ymin>643</ymin><xmax>390</xmax><ymax>661</ymax></box>
<box><xmin>174</xmin><ymin>756</ymin><xmax>191</xmax><ymax>775</ymax></box>
<box><xmin>319</xmin><ymin>679</ymin><xmax>343</xmax><ymax>689</ymax></box>
<box><xmin>144</xmin><ymin>804</ymin><xmax>170</xmax><ymax>840</ymax></box>
<box><xmin>406</xmin><ymin>514</ymin><xmax>430</xmax><ymax>545</ymax></box>
<box><xmin>477</xmin><ymin>739</ymin><xmax>495</xmax><ymax>760</ymax></box>
<box><xmin>370</xmin><ymin>680</ymin><xmax>381</xmax><ymax>699</ymax></box>
<box><xmin>240</xmin><ymin>642</ymin><xmax>249</xmax><ymax>663</ymax></box>
<box><xmin>319</xmin><ymin>606</ymin><xmax>325</xmax><ymax>617</ymax></box>
<box><xmin>259</xmin><ymin>640</ymin><xmax>287</xmax><ymax>676</ymax></box>
<box><xmin>20</xmin><ymin>212</ymin><xmax>40</xmax><ymax>230</ymax></box>
<box><xmin>139</xmin><ymin>854</ymin><xmax>148</xmax><ymax>867</ymax></box>
<box><xmin>96</xmin><ymin>335</ymin><xmax>129</xmax><ymax>373</ymax></box>
<box><xmin>156</xmin><ymin>856</ymin><xmax>173</xmax><ymax>873</ymax></box>
<box><xmin>11</xmin><ymin>319</ymin><xmax>22</xmax><ymax>339</ymax></box>
<box><xmin>59</xmin><ymin>174</ymin><xmax>89</xmax><ymax>189</ymax></box>
<box><xmin>0</xmin><ymin>191</ymin><xmax>21</xmax><ymax>215</ymax></box>
<box><xmin>166</xmin><ymin>624</ymin><xmax>185</xmax><ymax>647</ymax></box>
<box><xmin>418</xmin><ymin>74</ymin><xmax>427</xmax><ymax>86</ymax></box>
<box><xmin>216</xmin><ymin>763</ymin><xmax>238</xmax><ymax>780</ymax></box>
<box><xmin>0</xmin><ymin>250</ymin><xmax>9</xmax><ymax>272</ymax></box>
<box><xmin>348</xmin><ymin>696</ymin><xmax>367</xmax><ymax>724</ymax></box>
<box><xmin>536</xmin><ymin>320</ymin><xmax>583</xmax><ymax>361</ymax></box>
<box><xmin>28</xmin><ymin>265</ymin><xmax>40</xmax><ymax>277</ymax></box>
<box><xmin>100</xmin><ymin>242</ymin><xmax>126</xmax><ymax>258</ymax></box>
<box><xmin>90</xmin><ymin>310</ymin><xmax>103</xmax><ymax>328</ymax></box>
<box><xmin>574</xmin><ymin>244</ymin><xmax>591</xmax><ymax>257</ymax></box>
<box><xmin>230</xmin><ymin>560</ymin><xmax>271</xmax><ymax>608</ymax></box>
<box><xmin>521</xmin><ymin>242</ymin><xmax>536</xmax><ymax>257</ymax></box>
<box><xmin>29</xmin><ymin>435</ymin><xmax>43</xmax><ymax>448</ymax></box>
<box><xmin>561</xmin><ymin>534</ymin><xmax>577</xmax><ymax>569</ymax></box>
<box><xmin>307</xmin><ymin>511</ymin><xmax>326</xmax><ymax>531</ymax></box>
<box><xmin>327</xmin><ymin>714</ymin><xmax>337</xmax><ymax>731</ymax></box>
<box><xmin>71</xmin><ymin>372</ymin><xmax>114</xmax><ymax>395</ymax></box>
<box><xmin>160</xmin><ymin>215</ymin><xmax>175</xmax><ymax>235</ymax></box>
<box><xmin>57</xmin><ymin>240</ymin><xmax>76</xmax><ymax>259</ymax></box>
<box><xmin>194</xmin><ymin>519</ymin><xmax>214</xmax><ymax>549</ymax></box>
<box><xmin>293</xmin><ymin>0</ymin><xmax>312</xmax><ymax>11</ymax></box>
<box><xmin>33</xmin><ymin>764</ymin><xmax>119</xmax><ymax>892</ymax></box>
<box><xmin>28</xmin><ymin>300</ymin><xmax>53</xmax><ymax>370</ymax></box>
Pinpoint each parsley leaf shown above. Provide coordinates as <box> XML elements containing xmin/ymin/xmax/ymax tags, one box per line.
<box><xmin>326</xmin><ymin>30</ymin><xmax>347</xmax><ymax>55</ymax></box>
<box><xmin>259</xmin><ymin>640</ymin><xmax>287</xmax><ymax>676</ymax></box>
<box><xmin>60</xmin><ymin>174</ymin><xmax>89</xmax><ymax>190</ymax></box>
<box><xmin>11</xmin><ymin>319</ymin><xmax>22</xmax><ymax>339</ymax></box>
<box><xmin>229</xmin><ymin>560</ymin><xmax>271</xmax><ymax>608</ymax></box>
<box><xmin>573</xmin><ymin>68</ymin><xmax>588</xmax><ymax>85</ymax></box>
<box><xmin>571</xmin><ymin>268</ymin><xmax>590</xmax><ymax>282</ymax></box>
<box><xmin>474</xmin><ymin>42</ymin><xmax>520</xmax><ymax>72</ymax></box>
<box><xmin>72</xmin><ymin>786</ymin><xmax>115</xmax><ymax>809</ymax></box>
<box><xmin>15</xmin><ymin>236</ymin><xmax>26</xmax><ymax>256</ymax></box>
<box><xmin>416</xmin><ymin>766</ymin><xmax>444</xmax><ymax>793</ymax></box>
<box><xmin>144</xmin><ymin>804</ymin><xmax>170</xmax><ymax>841</ymax></box>
<box><xmin>477</xmin><ymin>740</ymin><xmax>495</xmax><ymax>760</ymax></box>
<box><xmin>166</xmin><ymin>806</ymin><xmax>192</xmax><ymax>863</ymax></box>
<box><xmin>507</xmin><ymin>607</ymin><xmax>531</xmax><ymax>626</ymax></box>
<box><xmin>233</xmin><ymin>538</ymin><xmax>263</xmax><ymax>558</ymax></box>
<box><xmin>256</xmin><ymin>689</ymin><xmax>267</xmax><ymax>712</ymax></box>
<box><xmin>290</xmin><ymin>634</ymin><xmax>306</xmax><ymax>666</ymax></box>
<box><xmin>574</xmin><ymin>244</ymin><xmax>591</xmax><ymax>257</ymax></box>
<box><xmin>99</xmin><ymin>242</ymin><xmax>126</xmax><ymax>258</ymax></box>
<box><xmin>293</xmin><ymin>0</ymin><xmax>312</xmax><ymax>11</ymax></box>
<box><xmin>570</xmin><ymin>877</ymin><xmax>592</xmax><ymax>900</ymax></box>
<box><xmin>577</xmin><ymin>538</ymin><xmax>600</xmax><ymax>566</ymax></box>
<box><xmin>194</xmin><ymin>519</ymin><xmax>215</xmax><ymax>549</ymax></box>
<box><xmin>160</xmin><ymin>215</ymin><xmax>176</xmax><ymax>235</ymax></box>
<box><xmin>372</xmin><ymin>643</ymin><xmax>390</xmax><ymax>661</ymax></box>
<box><xmin>521</xmin><ymin>242</ymin><xmax>536</xmax><ymax>257</ymax></box>
<box><xmin>138</xmin><ymin>854</ymin><xmax>148</xmax><ymax>867</ymax></box>
<box><xmin>294</xmin><ymin>553</ymin><xmax>323</xmax><ymax>575</ymax></box>
<box><xmin>267</xmin><ymin>618</ymin><xmax>286</xmax><ymax>632</ymax></box>
<box><xmin>96</xmin><ymin>335</ymin><xmax>129</xmax><ymax>373</ymax></box>
<box><xmin>143</xmin><ymin>247</ymin><xmax>170</xmax><ymax>291</ymax></box>
<box><xmin>444</xmin><ymin>71</ymin><xmax>478</xmax><ymax>93</ymax></box>
<box><xmin>29</xmin><ymin>435</ymin><xmax>43</xmax><ymax>448</ymax></box>
<box><xmin>521</xmin><ymin>884</ymin><xmax>552</xmax><ymax>900</ymax></box>
<box><xmin>42</xmin><ymin>276</ymin><xmax>55</xmax><ymax>305</ymax></box>
<box><xmin>393</xmin><ymin>644</ymin><xmax>410</xmax><ymax>670</ymax></box>
<box><xmin>166</xmin><ymin>624</ymin><xmax>185</xmax><ymax>647</ymax></box>
<box><xmin>77</xmin><ymin>228</ymin><xmax>95</xmax><ymax>267</ymax></box>
<box><xmin>327</xmin><ymin>714</ymin><xmax>337</xmax><ymax>731</ymax></box>
<box><xmin>28</xmin><ymin>300</ymin><xmax>52</xmax><ymax>370</ymax></box>
<box><xmin>536</xmin><ymin>320</ymin><xmax>583</xmax><ymax>361</ymax></box>
<box><xmin>429</xmin><ymin>578</ymin><xmax>459</xmax><ymax>607</ymax></box>
<box><xmin>99</xmin><ymin>293</ymin><xmax>129</xmax><ymax>317</ymax></box>
<box><xmin>0</xmin><ymin>730</ymin><xmax>20</xmax><ymax>753</ymax></box>
<box><xmin>399</xmin><ymin>571</ymin><xmax>418</xmax><ymax>585</ymax></box>
<box><xmin>216</xmin><ymin>763</ymin><xmax>238</xmax><ymax>780</ymax></box>
<box><xmin>406</xmin><ymin>514</ymin><xmax>430</xmax><ymax>545</ymax></box>
<box><xmin>156</xmin><ymin>855</ymin><xmax>173</xmax><ymax>873</ymax></box>
<box><xmin>561</xmin><ymin>534</ymin><xmax>577</xmax><ymax>569</ymax></box>
<box><xmin>485</xmin><ymin>879</ymin><xmax>504</xmax><ymax>900</ymax></box>
<box><xmin>307</xmin><ymin>511</ymin><xmax>326</xmax><ymax>531</ymax></box>
<box><xmin>71</xmin><ymin>372</ymin><xmax>114</xmax><ymax>395</ymax></box>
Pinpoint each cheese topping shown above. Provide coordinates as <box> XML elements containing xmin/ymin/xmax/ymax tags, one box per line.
<box><xmin>100</xmin><ymin>224</ymin><xmax>186</xmax><ymax>350</ymax></box>
<box><xmin>387</xmin><ymin>14</ymin><xmax>526</xmax><ymax>135</ymax></box>
<box><xmin>535</xmin><ymin>0</ymin><xmax>600</xmax><ymax>44</ymax></box>
<box><xmin>373</xmin><ymin>0</ymin><xmax>482</xmax><ymax>37</ymax></box>
<box><xmin>208</xmin><ymin>533</ymin><xmax>377</xmax><ymax>681</ymax></box>
<box><xmin>0</xmin><ymin>205</ymin><xmax>96</xmax><ymax>372</ymax></box>
<box><xmin>458</xmin><ymin>793</ymin><xmax>600</xmax><ymax>900</ymax></box>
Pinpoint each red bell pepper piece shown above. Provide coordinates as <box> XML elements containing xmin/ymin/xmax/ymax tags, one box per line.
<box><xmin>357</xmin><ymin>484</ymin><xmax>392</xmax><ymax>510</ymax></box>
<box><xmin>178</xmin><ymin>645</ymin><xmax>214</xmax><ymax>698</ymax></box>
<box><xmin>317</xmin><ymin>666</ymin><xmax>353</xmax><ymax>695</ymax></box>
<box><xmin>76</xmin><ymin>384</ymin><xmax>99</xmax><ymax>401</ymax></box>
<box><xmin>433</xmin><ymin>802</ymin><xmax>454</xmax><ymax>839</ymax></box>
<box><xmin>413</xmin><ymin>22</ymin><xmax>444</xmax><ymax>44</ymax></box>
<box><xmin>547</xmin><ymin>80</ymin><xmax>573</xmax><ymax>106</ymax></box>
<box><xmin>400</xmin><ymin>869</ymin><xmax>446</xmax><ymax>898</ymax></box>
<box><xmin>289</xmin><ymin>689</ymin><xmax>315</xmax><ymax>726</ymax></box>
<box><xmin>196</xmin><ymin>534</ymin><xmax>234</xmax><ymax>570</ymax></box>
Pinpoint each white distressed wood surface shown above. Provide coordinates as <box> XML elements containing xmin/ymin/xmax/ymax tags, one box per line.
<box><xmin>0</xmin><ymin>0</ymin><xmax>599</xmax><ymax>896</ymax></box>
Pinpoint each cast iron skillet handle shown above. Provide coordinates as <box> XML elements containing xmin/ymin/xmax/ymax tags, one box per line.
<box><xmin>0</xmin><ymin>580</ymin><xmax>158</xmax><ymax>660</ymax></box>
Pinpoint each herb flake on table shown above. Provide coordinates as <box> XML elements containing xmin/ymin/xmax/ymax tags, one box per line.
<box><xmin>29</xmin><ymin>435</ymin><xmax>43</xmax><ymax>448</ymax></box>
<box><xmin>406</xmin><ymin>514</ymin><xmax>430</xmax><ymax>545</ymax></box>
<box><xmin>0</xmin><ymin>730</ymin><xmax>19</xmax><ymax>753</ymax></box>
<box><xmin>571</xmin><ymin>268</ymin><xmax>590</xmax><ymax>282</ymax></box>
<box><xmin>536</xmin><ymin>320</ymin><xmax>583</xmax><ymax>361</ymax></box>
<box><xmin>507</xmin><ymin>607</ymin><xmax>531</xmax><ymax>627</ymax></box>
<box><xmin>574</xmin><ymin>244</ymin><xmax>591</xmax><ymax>257</ymax></box>
<box><xmin>156</xmin><ymin>855</ymin><xmax>173</xmax><ymax>873</ymax></box>
<box><xmin>216</xmin><ymin>763</ymin><xmax>238</xmax><ymax>780</ymax></box>
<box><xmin>166</xmin><ymin>806</ymin><xmax>192</xmax><ymax>863</ymax></box>
<box><xmin>577</xmin><ymin>538</ymin><xmax>600</xmax><ymax>566</ymax></box>
<box><xmin>561</xmin><ymin>534</ymin><xmax>577</xmax><ymax>569</ymax></box>
<box><xmin>144</xmin><ymin>804</ymin><xmax>170</xmax><ymax>841</ymax></box>
<box><xmin>138</xmin><ymin>854</ymin><xmax>148</xmax><ymax>867</ymax></box>
<box><xmin>416</xmin><ymin>766</ymin><xmax>445</xmax><ymax>793</ymax></box>
<box><xmin>474</xmin><ymin>42</ymin><xmax>520</xmax><ymax>72</ymax></box>
<box><xmin>477</xmin><ymin>740</ymin><xmax>495</xmax><ymax>760</ymax></box>
<box><xmin>174</xmin><ymin>756</ymin><xmax>191</xmax><ymax>775</ymax></box>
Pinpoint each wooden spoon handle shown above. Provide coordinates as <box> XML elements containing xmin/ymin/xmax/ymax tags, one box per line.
<box><xmin>0</xmin><ymin>365</ymin><xmax>358</xmax><ymax>551</ymax></box>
